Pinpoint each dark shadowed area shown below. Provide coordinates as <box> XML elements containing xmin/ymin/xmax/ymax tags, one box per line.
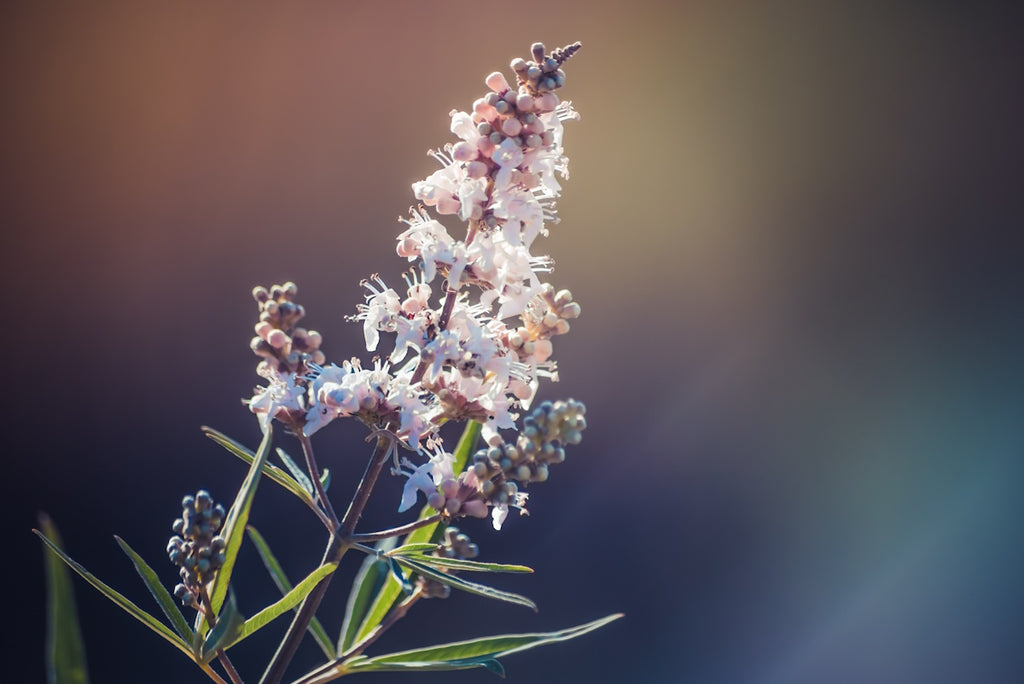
<box><xmin>3</xmin><ymin>1</ymin><xmax>1023</xmax><ymax>683</ymax></box>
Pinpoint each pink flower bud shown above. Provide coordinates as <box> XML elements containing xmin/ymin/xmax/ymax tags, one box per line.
<box><xmin>535</xmin><ymin>92</ymin><xmax>559</xmax><ymax>112</ymax></box>
<box><xmin>466</xmin><ymin>160</ymin><xmax>488</xmax><ymax>178</ymax></box>
<box><xmin>533</xmin><ymin>339</ymin><xmax>553</xmax><ymax>362</ymax></box>
<box><xmin>255</xmin><ymin>321</ymin><xmax>273</xmax><ymax>339</ymax></box>
<box><xmin>462</xmin><ymin>500</ymin><xmax>489</xmax><ymax>519</ymax></box>
<box><xmin>516</xmin><ymin>93</ymin><xmax>534</xmax><ymax>112</ymax></box>
<box><xmin>267</xmin><ymin>329</ymin><xmax>288</xmax><ymax>349</ymax></box>
<box><xmin>436</xmin><ymin>196</ymin><xmax>460</xmax><ymax>215</ymax></box>
<box><xmin>501</xmin><ymin>117</ymin><xmax>522</xmax><ymax>137</ymax></box>
<box><xmin>525</xmin><ymin>118</ymin><xmax>545</xmax><ymax>135</ymax></box>
<box><xmin>485</xmin><ymin>71</ymin><xmax>510</xmax><ymax>93</ymax></box>
<box><xmin>477</xmin><ymin>138</ymin><xmax>495</xmax><ymax>158</ymax></box>
<box><xmin>397</xmin><ymin>236</ymin><xmax>419</xmax><ymax>257</ymax></box>
<box><xmin>452</xmin><ymin>140</ymin><xmax>478</xmax><ymax>162</ymax></box>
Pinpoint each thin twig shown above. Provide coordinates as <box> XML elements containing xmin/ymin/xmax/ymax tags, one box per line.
<box><xmin>218</xmin><ymin>650</ymin><xmax>245</xmax><ymax>684</ymax></box>
<box><xmin>350</xmin><ymin>514</ymin><xmax>442</xmax><ymax>543</ymax></box>
<box><xmin>340</xmin><ymin>590</ymin><xmax>422</xmax><ymax>661</ymax></box>
<box><xmin>290</xmin><ymin>590</ymin><xmax>423</xmax><ymax>684</ymax></box>
<box><xmin>339</xmin><ymin>436</ymin><xmax>394</xmax><ymax>538</ymax></box>
<box><xmin>260</xmin><ymin>436</ymin><xmax>394</xmax><ymax>684</ymax></box>
<box><xmin>199</xmin><ymin>660</ymin><xmax>231</xmax><ymax>684</ymax></box>
<box><xmin>299</xmin><ymin>431</ymin><xmax>339</xmax><ymax>530</ymax></box>
<box><xmin>409</xmin><ymin>285</ymin><xmax>458</xmax><ymax>385</ymax></box>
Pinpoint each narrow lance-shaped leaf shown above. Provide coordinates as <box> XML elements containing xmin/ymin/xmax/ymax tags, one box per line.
<box><xmin>230</xmin><ymin>562</ymin><xmax>337</xmax><ymax>648</ymax></box>
<box><xmin>386</xmin><ymin>556</ymin><xmax>414</xmax><ymax>595</ymax></box>
<box><xmin>338</xmin><ymin>539</ymin><xmax>394</xmax><ymax>654</ymax></box>
<box><xmin>245</xmin><ymin>526</ymin><xmax>334</xmax><ymax>658</ymax></box>
<box><xmin>34</xmin><ymin>530</ymin><xmax>194</xmax><ymax>659</ymax></box>
<box><xmin>391</xmin><ymin>552</ymin><xmax>533</xmax><ymax>574</ymax></box>
<box><xmin>114</xmin><ymin>536</ymin><xmax>194</xmax><ymax>642</ymax></box>
<box><xmin>275</xmin><ymin>447</ymin><xmax>313</xmax><ymax>495</ymax></box>
<box><xmin>354</xmin><ymin>420</ymin><xmax>481</xmax><ymax>642</ymax></box>
<box><xmin>386</xmin><ymin>542</ymin><xmax>439</xmax><ymax>555</ymax></box>
<box><xmin>390</xmin><ymin>555</ymin><xmax>537</xmax><ymax>611</ymax></box>
<box><xmin>202</xmin><ymin>426</ymin><xmax>311</xmax><ymax>505</ymax></box>
<box><xmin>39</xmin><ymin>514</ymin><xmax>90</xmax><ymax>684</ymax></box>
<box><xmin>208</xmin><ymin>426</ymin><xmax>274</xmax><ymax>617</ymax></box>
<box><xmin>347</xmin><ymin>614</ymin><xmax>623</xmax><ymax>674</ymax></box>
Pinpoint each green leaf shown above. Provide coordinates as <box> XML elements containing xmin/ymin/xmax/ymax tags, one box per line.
<box><xmin>231</xmin><ymin>562</ymin><xmax>337</xmax><ymax>648</ymax></box>
<box><xmin>202</xmin><ymin>426</ymin><xmax>311</xmax><ymax>505</ymax></box>
<box><xmin>275</xmin><ymin>447</ymin><xmax>313</xmax><ymax>495</ymax></box>
<box><xmin>354</xmin><ymin>421</ymin><xmax>481</xmax><ymax>643</ymax></box>
<box><xmin>338</xmin><ymin>539</ymin><xmax>393</xmax><ymax>654</ymax></box>
<box><xmin>390</xmin><ymin>553</ymin><xmax>532</xmax><ymax>574</ymax></box>
<box><xmin>390</xmin><ymin>556</ymin><xmax>537</xmax><ymax>611</ymax></box>
<box><xmin>320</xmin><ymin>468</ymin><xmax>331</xmax><ymax>492</ymax></box>
<box><xmin>114</xmin><ymin>536</ymin><xmax>194</xmax><ymax>642</ymax></box>
<box><xmin>39</xmin><ymin>514</ymin><xmax>90</xmax><ymax>684</ymax></box>
<box><xmin>387</xmin><ymin>542</ymin><xmax>439</xmax><ymax>555</ymax></box>
<box><xmin>34</xmin><ymin>529</ymin><xmax>193</xmax><ymax>660</ymax></box>
<box><xmin>386</xmin><ymin>556</ymin><xmax>414</xmax><ymax>595</ymax></box>
<box><xmin>245</xmin><ymin>526</ymin><xmax>334</xmax><ymax>658</ymax></box>
<box><xmin>201</xmin><ymin>588</ymin><xmax>245</xmax><ymax>662</ymax></box>
<box><xmin>208</xmin><ymin>426</ymin><xmax>274</xmax><ymax>617</ymax></box>
<box><xmin>348</xmin><ymin>614</ymin><xmax>623</xmax><ymax>675</ymax></box>
<box><xmin>344</xmin><ymin>656</ymin><xmax>505</xmax><ymax>676</ymax></box>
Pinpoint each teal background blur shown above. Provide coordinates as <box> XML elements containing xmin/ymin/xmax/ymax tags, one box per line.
<box><xmin>2</xmin><ymin>1</ymin><xmax>1022</xmax><ymax>682</ymax></box>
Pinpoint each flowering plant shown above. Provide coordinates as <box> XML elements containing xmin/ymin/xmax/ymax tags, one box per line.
<box><xmin>37</xmin><ymin>42</ymin><xmax>619</xmax><ymax>684</ymax></box>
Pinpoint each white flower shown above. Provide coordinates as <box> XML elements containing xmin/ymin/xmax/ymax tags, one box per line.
<box><xmin>492</xmin><ymin>137</ymin><xmax>525</xmax><ymax>190</ymax></box>
<box><xmin>397</xmin><ymin>447</ymin><xmax>455</xmax><ymax>513</ymax></box>
<box><xmin>398</xmin><ymin>460</ymin><xmax>436</xmax><ymax>513</ymax></box>
<box><xmin>491</xmin><ymin>491</ymin><xmax>529</xmax><ymax>531</ymax></box>
<box><xmin>248</xmin><ymin>370</ymin><xmax>304</xmax><ymax>432</ymax></box>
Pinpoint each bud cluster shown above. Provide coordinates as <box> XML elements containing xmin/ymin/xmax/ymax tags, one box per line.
<box><xmin>507</xmin><ymin>284</ymin><xmax>581</xmax><ymax>363</ymax></box>
<box><xmin>418</xmin><ymin>526</ymin><xmax>480</xmax><ymax>599</ymax></box>
<box><xmin>412</xmin><ymin>41</ymin><xmax>581</xmax><ymax>229</ymax></box>
<box><xmin>251</xmin><ymin>282</ymin><xmax>326</xmax><ymax>375</ymax></box>
<box><xmin>512</xmin><ymin>41</ymin><xmax>582</xmax><ymax>95</ymax></box>
<box><xmin>167</xmin><ymin>490</ymin><xmax>227</xmax><ymax>608</ymax></box>
<box><xmin>403</xmin><ymin>399</ymin><xmax>587</xmax><ymax>530</ymax></box>
<box><xmin>473</xmin><ymin>398</ymin><xmax>585</xmax><ymax>489</ymax></box>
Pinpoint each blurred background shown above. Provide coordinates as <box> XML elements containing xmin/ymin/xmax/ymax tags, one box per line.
<box><xmin>2</xmin><ymin>1</ymin><xmax>1022</xmax><ymax>682</ymax></box>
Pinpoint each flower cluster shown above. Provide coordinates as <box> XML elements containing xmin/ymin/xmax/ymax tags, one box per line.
<box><xmin>167</xmin><ymin>490</ymin><xmax>227</xmax><ymax>608</ymax></box>
<box><xmin>399</xmin><ymin>399</ymin><xmax>586</xmax><ymax>530</ymax></box>
<box><xmin>246</xmin><ymin>42</ymin><xmax>585</xmax><ymax>529</ymax></box>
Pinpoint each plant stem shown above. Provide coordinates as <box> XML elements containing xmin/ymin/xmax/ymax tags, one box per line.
<box><xmin>409</xmin><ymin>286</ymin><xmax>458</xmax><ymax>385</ymax></box>
<box><xmin>340</xmin><ymin>590</ymin><xmax>422</xmax><ymax>660</ymax></box>
<box><xmin>259</xmin><ymin>436</ymin><xmax>394</xmax><ymax>684</ymax></box>
<box><xmin>350</xmin><ymin>514</ymin><xmax>442</xmax><ymax>543</ymax></box>
<box><xmin>218</xmin><ymin>650</ymin><xmax>245</xmax><ymax>684</ymax></box>
<box><xmin>299</xmin><ymin>431</ymin><xmax>339</xmax><ymax>530</ymax></box>
<box><xmin>290</xmin><ymin>590</ymin><xmax>423</xmax><ymax>684</ymax></box>
<box><xmin>199</xmin><ymin>660</ymin><xmax>231</xmax><ymax>684</ymax></box>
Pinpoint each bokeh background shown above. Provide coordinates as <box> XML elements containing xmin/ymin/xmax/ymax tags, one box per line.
<box><xmin>3</xmin><ymin>1</ymin><xmax>1022</xmax><ymax>682</ymax></box>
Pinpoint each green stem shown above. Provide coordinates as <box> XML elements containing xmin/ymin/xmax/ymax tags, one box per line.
<box><xmin>199</xmin><ymin>660</ymin><xmax>231</xmax><ymax>684</ymax></box>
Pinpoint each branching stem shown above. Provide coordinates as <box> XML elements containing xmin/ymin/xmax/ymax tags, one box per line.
<box><xmin>289</xmin><ymin>590</ymin><xmax>423</xmax><ymax>684</ymax></box>
<box><xmin>350</xmin><ymin>514</ymin><xmax>442</xmax><ymax>543</ymax></box>
<box><xmin>259</xmin><ymin>435</ymin><xmax>394</xmax><ymax>684</ymax></box>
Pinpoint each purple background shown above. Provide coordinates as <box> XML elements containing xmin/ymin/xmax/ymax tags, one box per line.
<box><xmin>3</xmin><ymin>2</ymin><xmax>1022</xmax><ymax>682</ymax></box>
